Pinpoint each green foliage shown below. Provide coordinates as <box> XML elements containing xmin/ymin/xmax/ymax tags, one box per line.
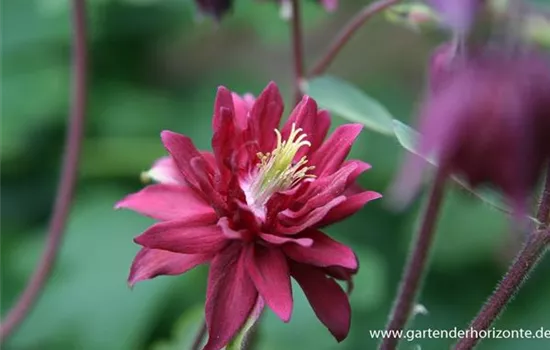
<box><xmin>304</xmin><ymin>76</ymin><xmax>395</xmax><ymax>135</ymax></box>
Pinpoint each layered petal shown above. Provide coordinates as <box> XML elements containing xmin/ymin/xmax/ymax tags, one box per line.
<box><xmin>128</xmin><ymin>248</ymin><xmax>211</xmax><ymax>286</ymax></box>
<box><xmin>283</xmin><ymin>229</ymin><xmax>358</xmax><ymax>270</ymax></box>
<box><xmin>281</xmin><ymin>96</ymin><xmax>317</xmax><ymax>159</ymax></box>
<box><xmin>245</xmin><ymin>245</ymin><xmax>293</xmax><ymax>322</ymax></box>
<box><xmin>145</xmin><ymin>156</ymin><xmax>185</xmax><ymax>185</ymax></box>
<box><xmin>247</xmin><ymin>82</ymin><xmax>284</xmax><ymax>152</ymax></box>
<box><xmin>232</xmin><ymin>92</ymin><xmax>253</xmax><ymax>130</ymax></box>
<box><xmin>160</xmin><ymin>131</ymin><xmax>216</xmax><ymax>197</ymax></box>
<box><xmin>115</xmin><ymin>184</ymin><xmax>216</xmax><ymax>221</ymax></box>
<box><xmin>204</xmin><ymin>244</ymin><xmax>258</xmax><ymax>350</ymax></box>
<box><xmin>277</xmin><ymin>196</ymin><xmax>346</xmax><ymax>234</ymax></box>
<box><xmin>317</xmin><ymin>191</ymin><xmax>382</xmax><ymax>227</ymax></box>
<box><xmin>260</xmin><ymin>233</ymin><xmax>313</xmax><ymax>247</ymax></box>
<box><xmin>310</xmin><ymin>123</ymin><xmax>363</xmax><ymax>177</ymax></box>
<box><xmin>134</xmin><ymin>220</ymin><xmax>226</xmax><ymax>254</ymax></box>
<box><xmin>286</xmin><ymin>162</ymin><xmax>359</xmax><ymax>218</ymax></box>
<box><xmin>291</xmin><ymin>263</ymin><xmax>351</xmax><ymax>342</ymax></box>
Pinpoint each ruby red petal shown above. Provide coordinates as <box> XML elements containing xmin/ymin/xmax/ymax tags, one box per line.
<box><xmin>288</xmin><ymin>163</ymin><xmax>358</xmax><ymax>218</ymax></box>
<box><xmin>281</xmin><ymin>96</ymin><xmax>318</xmax><ymax>158</ymax></box>
<box><xmin>245</xmin><ymin>245</ymin><xmax>293</xmax><ymax>322</ymax></box>
<box><xmin>212</xmin><ymin>86</ymin><xmax>235</xmax><ymax>132</ymax></box>
<box><xmin>310</xmin><ymin>123</ymin><xmax>363</xmax><ymax>177</ymax></box>
<box><xmin>146</xmin><ymin>156</ymin><xmax>186</xmax><ymax>185</ymax></box>
<box><xmin>283</xmin><ymin>229</ymin><xmax>358</xmax><ymax>270</ymax></box>
<box><xmin>128</xmin><ymin>248</ymin><xmax>211</xmax><ymax>286</ymax></box>
<box><xmin>115</xmin><ymin>184</ymin><xmax>215</xmax><ymax>221</ymax></box>
<box><xmin>248</xmin><ymin>82</ymin><xmax>284</xmax><ymax>152</ymax></box>
<box><xmin>278</xmin><ymin>196</ymin><xmax>346</xmax><ymax>234</ymax></box>
<box><xmin>134</xmin><ymin>221</ymin><xmax>226</xmax><ymax>254</ymax></box>
<box><xmin>317</xmin><ymin>191</ymin><xmax>382</xmax><ymax>227</ymax></box>
<box><xmin>291</xmin><ymin>263</ymin><xmax>351</xmax><ymax>342</ymax></box>
<box><xmin>260</xmin><ymin>233</ymin><xmax>313</xmax><ymax>247</ymax></box>
<box><xmin>204</xmin><ymin>244</ymin><xmax>258</xmax><ymax>350</ymax></box>
<box><xmin>232</xmin><ymin>92</ymin><xmax>253</xmax><ymax>130</ymax></box>
<box><xmin>160</xmin><ymin>130</ymin><xmax>215</xmax><ymax>194</ymax></box>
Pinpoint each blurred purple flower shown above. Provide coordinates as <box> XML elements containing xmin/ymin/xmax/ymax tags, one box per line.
<box><xmin>429</xmin><ymin>0</ymin><xmax>484</xmax><ymax>32</ymax></box>
<box><xmin>397</xmin><ymin>49</ymin><xmax>550</xmax><ymax>215</ymax></box>
<box><xmin>116</xmin><ymin>83</ymin><xmax>380</xmax><ymax>350</ymax></box>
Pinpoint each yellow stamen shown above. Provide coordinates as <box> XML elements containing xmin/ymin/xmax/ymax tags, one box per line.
<box><xmin>247</xmin><ymin>123</ymin><xmax>315</xmax><ymax>210</ymax></box>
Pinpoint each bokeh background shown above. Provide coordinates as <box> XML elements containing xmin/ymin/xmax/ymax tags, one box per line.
<box><xmin>2</xmin><ymin>0</ymin><xmax>550</xmax><ymax>349</ymax></box>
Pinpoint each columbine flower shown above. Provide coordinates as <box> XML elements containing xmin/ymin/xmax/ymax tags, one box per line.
<box><xmin>396</xmin><ymin>49</ymin><xmax>550</xmax><ymax>215</ymax></box>
<box><xmin>116</xmin><ymin>82</ymin><xmax>380</xmax><ymax>350</ymax></box>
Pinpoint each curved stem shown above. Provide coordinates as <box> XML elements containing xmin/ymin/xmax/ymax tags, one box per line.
<box><xmin>290</xmin><ymin>0</ymin><xmax>305</xmax><ymax>105</ymax></box>
<box><xmin>380</xmin><ymin>170</ymin><xmax>447</xmax><ymax>350</ymax></box>
<box><xmin>309</xmin><ymin>0</ymin><xmax>401</xmax><ymax>77</ymax></box>
<box><xmin>454</xmin><ymin>229</ymin><xmax>550</xmax><ymax>350</ymax></box>
<box><xmin>0</xmin><ymin>0</ymin><xmax>88</xmax><ymax>341</ymax></box>
<box><xmin>536</xmin><ymin>165</ymin><xmax>550</xmax><ymax>227</ymax></box>
<box><xmin>190</xmin><ymin>321</ymin><xmax>207</xmax><ymax>350</ymax></box>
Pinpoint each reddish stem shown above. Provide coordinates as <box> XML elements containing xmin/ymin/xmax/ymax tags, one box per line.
<box><xmin>380</xmin><ymin>170</ymin><xmax>447</xmax><ymax>350</ymax></box>
<box><xmin>454</xmin><ymin>166</ymin><xmax>550</xmax><ymax>349</ymax></box>
<box><xmin>290</xmin><ymin>0</ymin><xmax>305</xmax><ymax>105</ymax></box>
<box><xmin>454</xmin><ymin>229</ymin><xmax>550</xmax><ymax>350</ymax></box>
<box><xmin>309</xmin><ymin>0</ymin><xmax>401</xmax><ymax>77</ymax></box>
<box><xmin>0</xmin><ymin>0</ymin><xmax>88</xmax><ymax>341</ymax></box>
<box><xmin>536</xmin><ymin>165</ymin><xmax>550</xmax><ymax>227</ymax></box>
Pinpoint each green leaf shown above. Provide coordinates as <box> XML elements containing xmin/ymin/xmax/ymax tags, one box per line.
<box><xmin>303</xmin><ymin>76</ymin><xmax>394</xmax><ymax>135</ymax></box>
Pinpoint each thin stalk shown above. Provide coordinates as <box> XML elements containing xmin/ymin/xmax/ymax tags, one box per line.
<box><xmin>290</xmin><ymin>0</ymin><xmax>305</xmax><ymax>105</ymax></box>
<box><xmin>309</xmin><ymin>0</ymin><xmax>401</xmax><ymax>77</ymax></box>
<box><xmin>380</xmin><ymin>170</ymin><xmax>447</xmax><ymax>350</ymax></box>
<box><xmin>454</xmin><ymin>166</ymin><xmax>550</xmax><ymax>350</ymax></box>
<box><xmin>536</xmin><ymin>165</ymin><xmax>550</xmax><ymax>227</ymax></box>
<box><xmin>0</xmin><ymin>0</ymin><xmax>88</xmax><ymax>341</ymax></box>
<box><xmin>454</xmin><ymin>229</ymin><xmax>550</xmax><ymax>350</ymax></box>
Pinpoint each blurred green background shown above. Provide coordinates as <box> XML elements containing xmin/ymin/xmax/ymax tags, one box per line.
<box><xmin>2</xmin><ymin>0</ymin><xmax>550</xmax><ymax>349</ymax></box>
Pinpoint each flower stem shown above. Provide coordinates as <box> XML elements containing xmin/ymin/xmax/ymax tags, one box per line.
<box><xmin>380</xmin><ymin>170</ymin><xmax>447</xmax><ymax>350</ymax></box>
<box><xmin>0</xmin><ymin>0</ymin><xmax>88</xmax><ymax>341</ymax></box>
<box><xmin>290</xmin><ymin>0</ymin><xmax>305</xmax><ymax>105</ymax></box>
<box><xmin>536</xmin><ymin>165</ymin><xmax>550</xmax><ymax>227</ymax></box>
<box><xmin>454</xmin><ymin>166</ymin><xmax>550</xmax><ymax>350</ymax></box>
<box><xmin>191</xmin><ymin>320</ymin><xmax>207</xmax><ymax>350</ymax></box>
<box><xmin>454</xmin><ymin>229</ymin><xmax>550</xmax><ymax>350</ymax></box>
<box><xmin>309</xmin><ymin>0</ymin><xmax>401</xmax><ymax>77</ymax></box>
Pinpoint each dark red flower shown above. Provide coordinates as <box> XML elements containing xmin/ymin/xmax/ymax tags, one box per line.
<box><xmin>116</xmin><ymin>83</ymin><xmax>380</xmax><ymax>350</ymax></box>
<box><xmin>397</xmin><ymin>50</ymin><xmax>550</xmax><ymax>215</ymax></box>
